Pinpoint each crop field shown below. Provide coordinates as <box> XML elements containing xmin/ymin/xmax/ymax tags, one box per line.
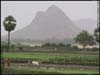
<box><xmin>1</xmin><ymin>52</ymin><xmax>99</xmax><ymax>65</ymax></box>
<box><xmin>1</xmin><ymin>51</ymin><xmax>99</xmax><ymax>74</ymax></box>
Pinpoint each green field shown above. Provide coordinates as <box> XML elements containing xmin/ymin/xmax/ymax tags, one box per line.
<box><xmin>1</xmin><ymin>52</ymin><xmax>99</xmax><ymax>65</ymax></box>
<box><xmin>2</xmin><ymin>66</ymin><xmax>99</xmax><ymax>74</ymax></box>
<box><xmin>1</xmin><ymin>52</ymin><xmax>99</xmax><ymax>74</ymax></box>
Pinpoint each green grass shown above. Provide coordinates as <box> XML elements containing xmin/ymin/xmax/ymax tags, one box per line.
<box><xmin>2</xmin><ymin>66</ymin><xmax>99</xmax><ymax>74</ymax></box>
<box><xmin>1</xmin><ymin>52</ymin><xmax>99</xmax><ymax>65</ymax></box>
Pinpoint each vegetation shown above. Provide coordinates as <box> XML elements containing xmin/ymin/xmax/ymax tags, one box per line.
<box><xmin>94</xmin><ymin>26</ymin><xmax>100</xmax><ymax>43</ymax></box>
<box><xmin>2</xmin><ymin>66</ymin><xmax>61</xmax><ymax>74</ymax></box>
<box><xmin>1</xmin><ymin>52</ymin><xmax>99</xmax><ymax>65</ymax></box>
<box><xmin>2</xmin><ymin>66</ymin><xmax>99</xmax><ymax>74</ymax></box>
<box><xmin>17</xmin><ymin>43</ymin><xmax>24</xmax><ymax>51</ymax></box>
<box><xmin>74</xmin><ymin>30</ymin><xmax>95</xmax><ymax>50</ymax></box>
<box><xmin>3</xmin><ymin>16</ymin><xmax>16</xmax><ymax>52</ymax></box>
<box><xmin>2</xmin><ymin>16</ymin><xmax>99</xmax><ymax>74</ymax></box>
<box><xmin>66</xmin><ymin>44</ymin><xmax>71</xmax><ymax>48</ymax></box>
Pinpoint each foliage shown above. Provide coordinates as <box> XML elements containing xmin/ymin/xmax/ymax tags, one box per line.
<box><xmin>2</xmin><ymin>52</ymin><xmax>99</xmax><ymax>65</ymax></box>
<box><xmin>17</xmin><ymin>43</ymin><xmax>24</xmax><ymax>51</ymax></box>
<box><xmin>66</xmin><ymin>44</ymin><xmax>71</xmax><ymax>48</ymax></box>
<box><xmin>72</xmin><ymin>46</ymin><xmax>79</xmax><ymax>50</ymax></box>
<box><xmin>42</xmin><ymin>43</ymin><xmax>67</xmax><ymax>48</ymax></box>
<box><xmin>3</xmin><ymin>16</ymin><xmax>16</xmax><ymax>32</ymax></box>
<box><xmin>94</xmin><ymin>26</ymin><xmax>100</xmax><ymax>43</ymax></box>
<box><xmin>2</xmin><ymin>66</ymin><xmax>99</xmax><ymax>74</ymax></box>
<box><xmin>42</xmin><ymin>43</ymin><xmax>52</xmax><ymax>47</ymax></box>
<box><xmin>74</xmin><ymin>30</ymin><xmax>95</xmax><ymax>50</ymax></box>
<box><xmin>57</xmin><ymin>43</ymin><xmax>65</xmax><ymax>47</ymax></box>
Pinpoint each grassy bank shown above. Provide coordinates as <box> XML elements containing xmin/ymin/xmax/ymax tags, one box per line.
<box><xmin>2</xmin><ymin>66</ymin><xmax>99</xmax><ymax>74</ymax></box>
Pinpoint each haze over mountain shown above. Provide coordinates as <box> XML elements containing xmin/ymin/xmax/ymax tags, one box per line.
<box><xmin>2</xmin><ymin>5</ymin><xmax>81</xmax><ymax>44</ymax></box>
<box><xmin>74</xmin><ymin>19</ymin><xmax>97</xmax><ymax>34</ymax></box>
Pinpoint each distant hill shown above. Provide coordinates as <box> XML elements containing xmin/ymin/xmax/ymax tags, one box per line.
<box><xmin>2</xmin><ymin>5</ymin><xmax>81</xmax><ymax>44</ymax></box>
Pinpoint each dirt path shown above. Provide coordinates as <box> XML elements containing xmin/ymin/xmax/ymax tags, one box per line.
<box><xmin>3</xmin><ymin>63</ymin><xmax>99</xmax><ymax>71</ymax></box>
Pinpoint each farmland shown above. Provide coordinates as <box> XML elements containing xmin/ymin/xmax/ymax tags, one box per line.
<box><xmin>1</xmin><ymin>52</ymin><xmax>99</xmax><ymax>65</ymax></box>
<box><xmin>1</xmin><ymin>49</ymin><xmax>99</xmax><ymax>74</ymax></box>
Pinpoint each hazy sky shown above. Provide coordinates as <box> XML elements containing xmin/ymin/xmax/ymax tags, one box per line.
<box><xmin>1</xmin><ymin>1</ymin><xmax>97</xmax><ymax>36</ymax></box>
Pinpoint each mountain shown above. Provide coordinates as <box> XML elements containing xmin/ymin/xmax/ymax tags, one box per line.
<box><xmin>74</xmin><ymin>19</ymin><xmax>97</xmax><ymax>34</ymax></box>
<box><xmin>2</xmin><ymin>5</ymin><xmax>81</xmax><ymax>44</ymax></box>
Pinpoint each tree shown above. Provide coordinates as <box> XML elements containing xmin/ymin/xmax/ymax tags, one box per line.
<box><xmin>57</xmin><ymin>43</ymin><xmax>65</xmax><ymax>47</ymax></box>
<box><xmin>42</xmin><ymin>43</ymin><xmax>51</xmax><ymax>47</ymax></box>
<box><xmin>50</xmin><ymin>43</ymin><xmax>57</xmax><ymax>47</ymax></box>
<box><xmin>11</xmin><ymin>44</ymin><xmax>15</xmax><ymax>49</ymax></box>
<box><xmin>66</xmin><ymin>44</ymin><xmax>71</xmax><ymax>48</ymax></box>
<box><xmin>42</xmin><ymin>43</ymin><xmax>57</xmax><ymax>48</ymax></box>
<box><xmin>72</xmin><ymin>46</ymin><xmax>78</xmax><ymax>50</ymax></box>
<box><xmin>88</xmin><ymin>35</ymin><xmax>95</xmax><ymax>45</ymax></box>
<box><xmin>17</xmin><ymin>43</ymin><xmax>23</xmax><ymax>51</ymax></box>
<box><xmin>74</xmin><ymin>30</ymin><xmax>95</xmax><ymax>50</ymax></box>
<box><xmin>94</xmin><ymin>26</ymin><xmax>100</xmax><ymax>43</ymax></box>
<box><xmin>3</xmin><ymin>16</ymin><xmax>16</xmax><ymax>52</ymax></box>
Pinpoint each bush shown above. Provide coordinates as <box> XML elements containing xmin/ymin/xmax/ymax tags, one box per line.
<box><xmin>72</xmin><ymin>46</ymin><xmax>79</xmax><ymax>50</ymax></box>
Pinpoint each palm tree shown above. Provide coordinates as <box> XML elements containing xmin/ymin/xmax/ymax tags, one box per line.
<box><xmin>3</xmin><ymin>15</ymin><xmax>16</xmax><ymax>52</ymax></box>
